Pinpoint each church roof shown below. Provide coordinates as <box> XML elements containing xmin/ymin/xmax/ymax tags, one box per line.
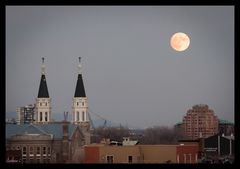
<box><xmin>74</xmin><ymin>74</ymin><xmax>86</xmax><ymax>97</ymax></box>
<box><xmin>37</xmin><ymin>74</ymin><xmax>49</xmax><ymax>98</ymax></box>
<box><xmin>6</xmin><ymin>123</ymin><xmax>80</xmax><ymax>140</ymax></box>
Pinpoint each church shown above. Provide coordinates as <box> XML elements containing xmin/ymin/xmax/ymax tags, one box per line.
<box><xmin>6</xmin><ymin>57</ymin><xmax>91</xmax><ymax>163</ymax></box>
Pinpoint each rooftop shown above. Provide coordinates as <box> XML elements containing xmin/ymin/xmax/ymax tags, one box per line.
<box><xmin>6</xmin><ymin>123</ymin><xmax>80</xmax><ymax>140</ymax></box>
<box><xmin>219</xmin><ymin>119</ymin><xmax>234</xmax><ymax>125</ymax></box>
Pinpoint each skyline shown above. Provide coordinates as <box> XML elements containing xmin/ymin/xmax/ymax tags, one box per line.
<box><xmin>6</xmin><ymin>6</ymin><xmax>234</xmax><ymax>128</ymax></box>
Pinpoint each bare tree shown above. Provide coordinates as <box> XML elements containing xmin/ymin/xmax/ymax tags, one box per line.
<box><xmin>91</xmin><ymin>125</ymin><xmax>185</xmax><ymax>144</ymax></box>
<box><xmin>139</xmin><ymin>126</ymin><xmax>185</xmax><ymax>144</ymax></box>
<box><xmin>91</xmin><ymin>126</ymin><xmax>130</xmax><ymax>143</ymax></box>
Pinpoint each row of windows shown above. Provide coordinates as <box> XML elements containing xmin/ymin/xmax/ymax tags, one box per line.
<box><xmin>22</xmin><ymin>157</ymin><xmax>51</xmax><ymax>164</ymax></box>
<box><xmin>22</xmin><ymin>146</ymin><xmax>51</xmax><ymax>155</ymax></box>
<box><xmin>106</xmin><ymin>155</ymin><xmax>133</xmax><ymax>163</ymax></box>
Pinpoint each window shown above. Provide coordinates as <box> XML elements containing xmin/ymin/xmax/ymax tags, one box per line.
<box><xmin>45</xmin><ymin>112</ymin><xmax>48</xmax><ymax>121</ymax></box>
<box><xmin>22</xmin><ymin>158</ymin><xmax>27</xmax><ymax>163</ymax></box>
<box><xmin>82</xmin><ymin>112</ymin><xmax>85</xmax><ymax>121</ymax></box>
<box><xmin>128</xmin><ymin>156</ymin><xmax>133</xmax><ymax>163</ymax></box>
<box><xmin>22</xmin><ymin>146</ymin><xmax>27</xmax><ymax>162</ymax></box>
<box><xmin>40</xmin><ymin>112</ymin><xmax>42</xmax><ymax>121</ymax></box>
<box><xmin>43</xmin><ymin>147</ymin><xmax>46</xmax><ymax>155</ymax></box>
<box><xmin>29</xmin><ymin>146</ymin><xmax>34</xmax><ymax>156</ymax></box>
<box><xmin>29</xmin><ymin>158</ymin><xmax>34</xmax><ymax>163</ymax></box>
<box><xmin>106</xmin><ymin>155</ymin><xmax>113</xmax><ymax>163</ymax></box>
<box><xmin>77</xmin><ymin>111</ymin><xmax>79</xmax><ymax>121</ymax></box>
<box><xmin>36</xmin><ymin>158</ymin><xmax>41</xmax><ymax>163</ymax></box>
<box><xmin>22</xmin><ymin>147</ymin><xmax>26</xmax><ymax>155</ymax></box>
<box><xmin>37</xmin><ymin>147</ymin><xmax>40</xmax><ymax>155</ymax></box>
<box><xmin>47</xmin><ymin>147</ymin><xmax>51</xmax><ymax>156</ymax></box>
<box><xmin>82</xmin><ymin>102</ymin><xmax>84</xmax><ymax>106</ymax></box>
<box><xmin>77</xmin><ymin>102</ymin><xmax>79</xmax><ymax>106</ymax></box>
<box><xmin>45</xmin><ymin>102</ymin><xmax>47</xmax><ymax>106</ymax></box>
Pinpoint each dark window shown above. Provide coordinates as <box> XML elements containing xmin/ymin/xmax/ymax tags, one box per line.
<box><xmin>40</xmin><ymin>112</ymin><xmax>42</xmax><ymax>121</ymax></box>
<box><xmin>77</xmin><ymin>112</ymin><xmax>79</xmax><ymax>121</ymax></box>
<box><xmin>45</xmin><ymin>112</ymin><xmax>48</xmax><ymax>121</ymax></box>
<box><xmin>82</xmin><ymin>112</ymin><xmax>85</xmax><ymax>121</ymax></box>
<box><xmin>29</xmin><ymin>146</ymin><xmax>34</xmax><ymax>155</ymax></box>
<box><xmin>22</xmin><ymin>147</ymin><xmax>27</xmax><ymax>155</ymax></box>
<box><xmin>77</xmin><ymin>102</ymin><xmax>79</xmax><ymax>106</ymax></box>
<box><xmin>37</xmin><ymin>147</ymin><xmax>40</xmax><ymax>154</ymax></box>
<box><xmin>128</xmin><ymin>156</ymin><xmax>133</xmax><ymax>163</ymax></box>
<box><xmin>82</xmin><ymin>102</ymin><xmax>84</xmax><ymax>106</ymax></box>
<box><xmin>106</xmin><ymin>155</ymin><xmax>113</xmax><ymax>163</ymax></box>
<box><xmin>43</xmin><ymin>147</ymin><xmax>46</xmax><ymax>155</ymax></box>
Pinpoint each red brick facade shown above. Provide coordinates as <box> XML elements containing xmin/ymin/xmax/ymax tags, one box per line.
<box><xmin>176</xmin><ymin>145</ymin><xmax>199</xmax><ymax>163</ymax></box>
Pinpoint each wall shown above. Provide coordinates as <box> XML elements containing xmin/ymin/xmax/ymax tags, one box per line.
<box><xmin>176</xmin><ymin>145</ymin><xmax>199</xmax><ymax>163</ymax></box>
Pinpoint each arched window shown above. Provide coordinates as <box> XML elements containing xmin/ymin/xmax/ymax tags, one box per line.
<box><xmin>77</xmin><ymin>111</ymin><xmax>79</xmax><ymax>121</ymax></box>
<box><xmin>40</xmin><ymin>112</ymin><xmax>42</xmax><ymax>121</ymax></box>
<box><xmin>82</xmin><ymin>111</ymin><xmax>85</xmax><ymax>121</ymax></box>
<box><xmin>45</xmin><ymin>112</ymin><xmax>48</xmax><ymax>121</ymax></box>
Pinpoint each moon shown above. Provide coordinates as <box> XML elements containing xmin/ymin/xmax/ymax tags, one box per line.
<box><xmin>170</xmin><ymin>32</ymin><xmax>190</xmax><ymax>51</ymax></box>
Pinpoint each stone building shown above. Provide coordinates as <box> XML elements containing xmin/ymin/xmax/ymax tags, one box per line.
<box><xmin>6</xmin><ymin>122</ymin><xmax>85</xmax><ymax>163</ymax></box>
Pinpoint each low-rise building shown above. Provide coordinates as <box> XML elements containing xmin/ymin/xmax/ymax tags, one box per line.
<box><xmin>218</xmin><ymin>119</ymin><xmax>234</xmax><ymax>136</ymax></box>
<box><xmin>203</xmin><ymin>134</ymin><xmax>234</xmax><ymax>160</ymax></box>
<box><xmin>176</xmin><ymin>140</ymin><xmax>200</xmax><ymax>163</ymax></box>
<box><xmin>6</xmin><ymin>122</ymin><xmax>85</xmax><ymax>163</ymax></box>
<box><xmin>84</xmin><ymin>143</ymin><xmax>198</xmax><ymax>163</ymax></box>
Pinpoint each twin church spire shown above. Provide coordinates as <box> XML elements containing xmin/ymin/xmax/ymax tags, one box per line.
<box><xmin>35</xmin><ymin>57</ymin><xmax>89</xmax><ymax>130</ymax></box>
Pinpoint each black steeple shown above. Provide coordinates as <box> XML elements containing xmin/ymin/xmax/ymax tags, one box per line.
<box><xmin>74</xmin><ymin>57</ymin><xmax>86</xmax><ymax>97</ymax></box>
<box><xmin>37</xmin><ymin>57</ymin><xmax>49</xmax><ymax>98</ymax></box>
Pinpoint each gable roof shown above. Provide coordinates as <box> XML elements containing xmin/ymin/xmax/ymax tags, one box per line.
<box><xmin>6</xmin><ymin>123</ymin><xmax>81</xmax><ymax>140</ymax></box>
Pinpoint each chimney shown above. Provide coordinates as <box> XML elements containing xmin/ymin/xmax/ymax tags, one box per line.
<box><xmin>62</xmin><ymin>121</ymin><xmax>69</xmax><ymax>163</ymax></box>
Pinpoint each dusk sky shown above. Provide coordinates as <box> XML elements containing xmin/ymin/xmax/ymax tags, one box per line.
<box><xmin>6</xmin><ymin>6</ymin><xmax>234</xmax><ymax>129</ymax></box>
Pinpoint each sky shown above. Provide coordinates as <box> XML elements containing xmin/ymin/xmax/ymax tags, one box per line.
<box><xmin>6</xmin><ymin>6</ymin><xmax>234</xmax><ymax>129</ymax></box>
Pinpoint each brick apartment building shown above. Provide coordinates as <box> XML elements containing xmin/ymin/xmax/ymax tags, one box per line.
<box><xmin>182</xmin><ymin>104</ymin><xmax>219</xmax><ymax>139</ymax></box>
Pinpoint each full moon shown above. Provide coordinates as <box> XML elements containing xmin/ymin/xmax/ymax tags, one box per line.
<box><xmin>170</xmin><ymin>32</ymin><xmax>190</xmax><ymax>51</ymax></box>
